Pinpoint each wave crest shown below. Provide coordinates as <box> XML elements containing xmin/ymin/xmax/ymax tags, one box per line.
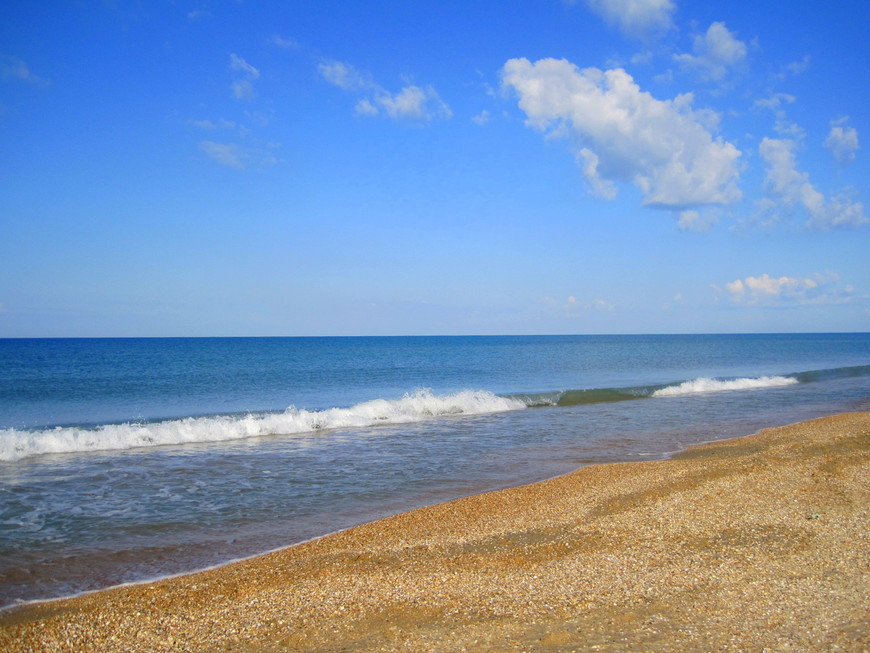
<box><xmin>651</xmin><ymin>375</ymin><xmax>798</xmax><ymax>397</ymax></box>
<box><xmin>0</xmin><ymin>389</ymin><xmax>525</xmax><ymax>462</ymax></box>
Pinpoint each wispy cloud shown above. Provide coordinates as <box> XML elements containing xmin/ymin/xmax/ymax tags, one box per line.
<box><xmin>758</xmin><ymin>137</ymin><xmax>866</xmax><ymax>229</ymax></box>
<box><xmin>187</xmin><ymin>118</ymin><xmax>237</xmax><ymax>130</ymax></box>
<box><xmin>318</xmin><ymin>59</ymin><xmax>452</xmax><ymax>122</ymax></box>
<box><xmin>581</xmin><ymin>0</ymin><xmax>676</xmax><ymax>40</ymax></box>
<box><xmin>230</xmin><ymin>54</ymin><xmax>259</xmax><ymax>79</ymax></box>
<box><xmin>199</xmin><ymin>141</ymin><xmax>244</xmax><ymax>169</ymax></box>
<box><xmin>190</xmin><ymin>56</ymin><xmax>276</xmax><ymax>169</ymax></box>
<box><xmin>753</xmin><ymin>93</ymin><xmax>795</xmax><ymax>112</ymax></box>
<box><xmin>502</xmin><ymin>58</ymin><xmax>742</xmax><ymax>214</ymax></box>
<box><xmin>752</xmin><ymin>91</ymin><xmax>804</xmax><ymax>138</ymax></box>
<box><xmin>543</xmin><ymin>295</ymin><xmax>616</xmax><ymax>316</ymax></box>
<box><xmin>778</xmin><ymin>55</ymin><xmax>811</xmax><ymax>80</ymax></box>
<box><xmin>187</xmin><ymin>9</ymin><xmax>211</xmax><ymax>22</ymax></box>
<box><xmin>199</xmin><ymin>140</ymin><xmax>280</xmax><ymax>170</ymax></box>
<box><xmin>229</xmin><ymin>54</ymin><xmax>260</xmax><ymax>100</ymax></box>
<box><xmin>374</xmin><ymin>85</ymin><xmax>452</xmax><ymax>121</ymax></box>
<box><xmin>471</xmin><ymin>110</ymin><xmax>491</xmax><ymax>125</ymax></box>
<box><xmin>269</xmin><ymin>34</ymin><xmax>300</xmax><ymax>50</ymax></box>
<box><xmin>0</xmin><ymin>54</ymin><xmax>47</xmax><ymax>85</ymax></box>
<box><xmin>318</xmin><ymin>61</ymin><xmax>371</xmax><ymax>91</ymax></box>
<box><xmin>676</xmin><ymin>209</ymin><xmax>721</xmax><ymax>232</ymax></box>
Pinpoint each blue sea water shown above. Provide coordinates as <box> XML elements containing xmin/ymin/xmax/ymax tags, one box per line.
<box><xmin>1</xmin><ymin>334</ymin><xmax>868</xmax><ymax>607</ymax></box>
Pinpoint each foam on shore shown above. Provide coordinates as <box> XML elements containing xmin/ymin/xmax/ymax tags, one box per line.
<box><xmin>0</xmin><ymin>389</ymin><xmax>525</xmax><ymax>462</ymax></box>
<box><xmin>2</xmin><ymin>412</ymin><xmax>867</xmax><ymax>652</ymax></box>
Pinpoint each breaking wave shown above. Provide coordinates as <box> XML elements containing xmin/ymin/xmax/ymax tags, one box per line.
<box><xmin>651</xmin><ymin>375</ymin><xmax>799</xmax><ymax>397</ymax></box>
<box><xmin>0</xmin><ymin>390</ymin><xmax>526</xmax><ymax>462</ymax></box>
<box><xmin>4</xmin><ymin>364</ymin><xmax>866</xmax><ymax>463</ymax></box>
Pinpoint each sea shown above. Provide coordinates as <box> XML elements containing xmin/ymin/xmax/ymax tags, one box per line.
<box><xmin>1</xmin><ymin>333</ymin><xmax>868</xmax><ymax>608</ymax></box>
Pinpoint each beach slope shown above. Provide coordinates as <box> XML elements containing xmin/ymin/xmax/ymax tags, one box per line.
<box><xmin>2</xmin><ymin>412</ymin><xmax>868</xmax><ymax>652</ymax></box>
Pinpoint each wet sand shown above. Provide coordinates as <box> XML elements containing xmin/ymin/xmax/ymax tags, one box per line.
<box><xmin>2</xmin><ymin>412</ymin><xmax>868</xmax><ymax>652</ymax></box>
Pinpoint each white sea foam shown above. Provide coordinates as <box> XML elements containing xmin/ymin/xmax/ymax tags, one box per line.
<box><xmin>651</xmin><ymin>375</ymin><xmax>799</xmax><ymax>397</ymax></box>
<box><xmin>0</xmin><ymin>389</ymin><xmax>525</xmax><ymax>462</ymax></box>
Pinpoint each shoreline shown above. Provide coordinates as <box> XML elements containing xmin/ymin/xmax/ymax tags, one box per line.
<box><xmin>0</xmin><ymin>412</ymin><xmax>770</xmax><ymax>613</ymax></box>
<box><xmin>2</xmin><ymin>412</ymin><xmax>868</xmax><ymax>651</ymax></box>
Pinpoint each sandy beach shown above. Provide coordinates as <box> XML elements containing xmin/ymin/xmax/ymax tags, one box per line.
<box><xmin>1</xmin><ymin>411</ymin><xmax>868</xmax><ymax>652</ymax></box>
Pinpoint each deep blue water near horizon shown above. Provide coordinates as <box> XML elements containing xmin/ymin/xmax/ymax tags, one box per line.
<box><xmin>1</xmin><ymin>333</ymin><xmax>869</xmax><ymax>607</ymax></box>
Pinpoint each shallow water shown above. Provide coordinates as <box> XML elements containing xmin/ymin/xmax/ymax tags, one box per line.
<box><xmin>1</xmin><ymin>334</ymin><xmax>868</xmax><ymax>607</ymax></box>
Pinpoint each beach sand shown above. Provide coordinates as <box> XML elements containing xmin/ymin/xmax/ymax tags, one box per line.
<box><xmin>1</xmin><ymin>412</ymin><xmax>868</xmax><ymax>652</ymax></box>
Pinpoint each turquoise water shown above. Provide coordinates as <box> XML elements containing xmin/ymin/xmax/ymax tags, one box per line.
<box><xmin>1</xmin><ymin>334</ymin><xmax>868</xmax><ymax>607</ymax></box>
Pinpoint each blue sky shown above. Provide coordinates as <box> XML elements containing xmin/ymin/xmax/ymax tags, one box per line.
<box><xmin>1</xmin><ymin>0</ymin><xmax>868</xmax><ymax>336</ymax></box>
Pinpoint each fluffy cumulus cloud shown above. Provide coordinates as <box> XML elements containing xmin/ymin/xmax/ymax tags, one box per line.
<box><xmin>319</xmin><ymin>59</ymin><xmax>451</xmax><ymax>122</ymax></box>
<box><xmin>674</xmin><ymin>22</ymin><xmax>747</xmax><ymax>81</ymax></box>
<box><xmin>501</xmin><ymin>58</ymin><xmax>742</xmax><ymax>212</ymax></box>
<box><xmin>723</xmin><ymin>272</ymin><xmax>855</xmax><ymax>306</ymax></box>
<box><xmin>583</xmin><ymin>0</ymin><xmax>675</xmax><ymax>39</ymax></box>
<box><xmin>758</xmin><ymin>137</ymin><xmax>866</xmax><ymax>229</ymax></box>
<box><xmin>825</xmin><ymin>117</ymin><xmax>859</xmax><ymax>167</ymax></box>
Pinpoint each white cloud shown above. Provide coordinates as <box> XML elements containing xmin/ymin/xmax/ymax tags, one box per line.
<box><xmin>677</xmin><ymin>210</ymin><xmax>699</xmax><ymax>230</ymax></box>
<box><xmin>723</xmin><ymin>272</ymin><xmax>855</xmax><ymax>305</ymax></box>
<box><xmin>200</xmin><ymin>141</ymin><xmax>244</xmax><ymax>169</ymax></box>
<box><xmin>354</xmin><ymin>98</ymin><xmax>379</xmax><ymax>116</ymax></box>
<box><xmin>752</xmin><ymin>93</ymin><xmax>795</xmax><ymax>112</ymax></box>
<box><xmin>752</xmin><ymin>92</ymin><xmax>803</xmax><ymax>138</ymax></box>
<box><xmin>318</xmin><ymin>60</ymin><xmax>370</xmax><ymax>91</ymax></box>
<box><xmin>544</xmin><ymin>295</ymin><xmax>615</xmax><ymax>316</ymax></box>
<box><xmin>269</xmin><ymin>35</ymin><xmax>299</xmax><ymax>49</ymax></box>
<box><xmin>591</xmin><ymin>298</ymin><xmax>616</xmax><ymax>311</ymax></box>
<box><xmin>0</xmin><ymin>54</ymin><xmax>46</xmax><ymax>84</ymax></box>
<box><xmin>319</xmin><ymin>59</ymin><xmax>451</xmax><ymax>122</ymax></box>
<box><xmin>674</xmin><ymin>22</ymin><xmax>747</xmax><ymax>81</ymax></box>
<box><xmin>187</xmin><ymin>118</ymin><xmax>236</xmax><ymax>130</ymax></box>
<box><xmin>501</xmin><ymin>58</ymin><xmax>742</xmax><ymax>211</ymax></box>
<box><xmin>231</xmin><ymin>80</ymin><xmax>254</xmax><ymax>100</ymax></box>
<box><xmin>583</xmin><ymin>0</ymin><xmax>675</xmax><ymax>39</ymax></box>
<box><xmin>230</xmin><ymin>54</ymin><xmax>260</xmax><ymax>79</ymax></box>
<box><xmin>758</xmin><ymin>137</ymin><xmax>867</xmax><ymax>229</ymax></box>
<box><xmin>229</xmin><ymin>54</ymin><xmax>260</xmax><ymax>100</ymax></box>
<box><xmin>676</xmin><ymin>209</ymin><xmax>718</xmax><ymax>232</ymax></box>
<box><xmin>576</xmin><ymin>148</ymin><xmax>617</xmax><ymax>199</ymax></box>
<box><xmin>472</xmin><ymin>110</ymin><xmax>491</xmax><ymax>125</ymax></box>
<box><xmin>780</xmin><ymin>55</ymin><xmax>811</xmax><ymax>79</ymax></box>
<box><xmin>376</xmin><ymin>85</ymin><xmax>452</xmax><ymax>121</ymax></box>
<box><xmin>244</xmin><ymin>110</ymin><xmax>270</xmax><ymax>128</ymax></box>
<box><xmin>825</xmin><ymin>118</ymin><xmax>859</xmax><ymax>167</ymax></box>
<box><xmin>662</xmin><ymin>292</ymin><xmax>683</xmax><ymax>310</ymax></box>
<box><xmin>199</xmin><ymin>141</ymin><xmax>280</xmax><ymax>170</ymax></box>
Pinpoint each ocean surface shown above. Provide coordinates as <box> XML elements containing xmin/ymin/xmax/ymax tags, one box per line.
<box><xmin>1</xmin><ymin>334</ymin><xmax>869</xmax><ymax>608</ymax></box>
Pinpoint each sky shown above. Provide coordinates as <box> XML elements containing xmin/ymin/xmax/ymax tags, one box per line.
<box><xmin>1</xmin><ymin>0</ymin><xmax>868</xmax><ymax>337</ymax></box>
